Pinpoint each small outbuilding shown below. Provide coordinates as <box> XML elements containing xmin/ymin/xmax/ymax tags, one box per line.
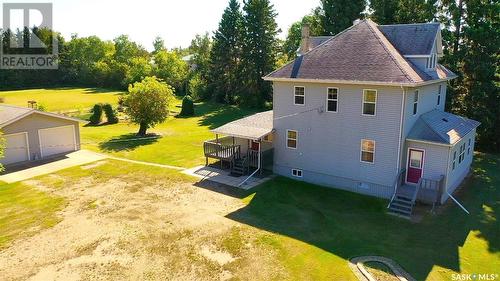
<box><xmin>0</xmin><ymin>104</ymin><xmax>82</xmax><ymax>166</ymax></box>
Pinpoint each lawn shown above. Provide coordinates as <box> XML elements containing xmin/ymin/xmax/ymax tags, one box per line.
<box><xmin>228</xmin><ymin>152</ymin><xmax>500</xmax><ymax>280</ymax></box>
<box><xmin>0</xmin><ymin>88</ymin><xmax>123</xmax><ymax>113</ymax></box>
<box><xmin>0</xmin><ymin>181</ymin><xmax>65</xmax><ymax>248</ymax></box>
<box><xmin>81</xmin><ymin>102</ymin><xmax>259</xmax><ymax>168</ymax></box>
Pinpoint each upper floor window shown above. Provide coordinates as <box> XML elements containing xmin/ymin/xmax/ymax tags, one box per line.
<box><xmin>437</xmin><ymin>85</ymin><xmax>442</xmax><ymax>106</ymax></box>
<box><xmin>360</xmin><ymin>139</ymin><xmax>375</xmax><ymax>163</ymax></box>
<box><xmin>287</xmin><ymin>130</ymin><xmax>298</xmax><ymax>149</ymax></box>
<box><xmin>467</xmin><ymin>138</ymin><xmax>472</xmax><ymax>155</ymax></box>
<box><xmin>362</xmin><ymin>89</ymin><xmax>377</xmax><ymax>116</ymax></box>
<box><xmin>427</xmin><ymin>53</ymin><xmax>437</xmax><ymax>69</ymax></box>
<box><xmin>326</xmin><ymin>87</ymin><xmax>338</xmax><ymax>112</ymax></box>
<box><xmin>452</xmin><ymin>151</ymin><xmax>457</xmax><ymax>170</ymax></box>
<box><xmin>459</xmin><ymin>143</ymin><xmax>466</xmax><ymax>164</ymax></box>
<box><xmin>294</xmin><ymin>86</ymin><xmax>305</xmax><ymax>105</ymax></box>
<box><xmin>413</xmin><ymin>90</ymin><xmax>419</xmax><ymax>115</ymax></box>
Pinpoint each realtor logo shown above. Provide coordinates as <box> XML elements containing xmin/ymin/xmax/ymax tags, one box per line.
<box><xmin>1</xmin><ymin>3</ymin><xmax>58</xmax><ymax>69</ymax></box>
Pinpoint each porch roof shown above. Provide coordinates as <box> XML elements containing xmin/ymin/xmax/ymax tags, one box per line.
<box><xmin>407</xmin><ymin>110</ymin><xmax>480</xmax><ymax>145</ymax></box>
<box><xmin>211</xmin><ymin>110</ymin><xmax>273</xmax><ymax>140</ymax></box>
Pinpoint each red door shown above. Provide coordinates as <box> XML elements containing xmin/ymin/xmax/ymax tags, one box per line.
<box><xmin>251</xmin><ymin>141</ymin><xmax>260</xmax><ymax>151</ymax></box>
<box><xmin>406</xmin><ymin>149</ymin><xmax>424</xmax><ymax>184</ymax></box>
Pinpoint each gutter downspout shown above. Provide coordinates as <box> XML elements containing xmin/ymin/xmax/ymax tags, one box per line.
<box><xmin>388</xmin><ymin>85</ymin><xmax>406</xmax><ymax>207</ymax></box>
<box><xmin>447</xmin><ymin>191</ymin><xmax>470</xmax><ymax>214</ymax></box>
<box><xmin>238</xmin><ymin>140</ymin><xmax>261</xmax><ymax>187</ymax></box>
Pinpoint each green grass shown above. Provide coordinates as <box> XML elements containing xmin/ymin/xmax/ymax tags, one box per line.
<box><xmin>81</xmin><ymin>102</ymin><xmax>258</xmax><ymax>167</ymax></box>
<box><xmin>0</xmin><ymin>181</ymin><xmax>65</xmax><ymax>248</ymax></box>
<box><xmin>230</xmin><ymin>152</ymin><xmax>500</xmax><ymax>280</ymax></box>
<box><xmin>0</xmin><ymin>87</ymin><xmax>123</xmax><ymax>113</ymax></box>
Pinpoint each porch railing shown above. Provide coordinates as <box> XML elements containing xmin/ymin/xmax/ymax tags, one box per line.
<box><xmin>387</xmin><ymin>168</ymin><xmax>406</xmax><ymax>208</ymax></box>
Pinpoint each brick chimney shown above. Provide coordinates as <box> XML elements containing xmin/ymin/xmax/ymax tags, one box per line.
<box><xmin>299</xmin><ymin>24</ymin><xmax>311</xmax><ymax>56</ymax></box>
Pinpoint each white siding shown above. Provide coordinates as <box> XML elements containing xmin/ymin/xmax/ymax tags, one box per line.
<box><xmin>272</xmin><ymin>81</ymin><xmax>404</xmax><ymax>197</ymax></box>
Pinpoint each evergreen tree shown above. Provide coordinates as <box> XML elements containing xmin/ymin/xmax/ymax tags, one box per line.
<box><xmin>454</xmin><ymin>0</ymin><xmax>500</xmax><ymax>151</ymax></box>
<box><xmin>369</xmin><ymin>0</ymin><xmax>398</xmax><ymax>24</ymax></box>
<box><xmin>394</xmin><ymin>0</ymin><xmax>437</xmax><ymax>23</ymax></box>
<box><xmin>241</xmin><ymin>0</ymin><xmax>279</xmax><ymax>107</ymax></box>
<box><xmin>321</xmin><ymin>0</ymin><xmax>366</xmax><ymax>35</ymax></box>
<box><xmin>208</xmin><ymin>0</ymin><xmax>244</xmax><ymax>103</ymax></box>
<box><xmin>152</xmin><ymin>36</ymin><xmax>166</xmax><ymax>55</ymax></box>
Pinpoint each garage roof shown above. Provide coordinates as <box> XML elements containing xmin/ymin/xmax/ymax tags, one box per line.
<box><xmin>0</xmin><ymin>104</ymin><xmax>82</xmax><ymax>128</ymax></box>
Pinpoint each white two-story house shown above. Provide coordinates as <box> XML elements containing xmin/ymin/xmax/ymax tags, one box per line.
<box><xmin>203</xmin><ymin>19</ymin><xmax>480</xmax><ymax>218</ymax></box>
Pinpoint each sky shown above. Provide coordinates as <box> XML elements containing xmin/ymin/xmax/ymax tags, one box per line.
<box><xmin>1</xmin><ymin>0</ymin><xmax>320</xmax><ymax>50</ymax></box>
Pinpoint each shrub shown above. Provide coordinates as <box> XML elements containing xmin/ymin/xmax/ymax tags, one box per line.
<box><xmin>36</xmin><ymin>103</ymin><xmax>47</xmax><ymax>112</ymax></box>
<box><xmin>89</xmin><ymin>103</ymin><xmax>103</xmax><ymax>125</ymax></box>
<box><xmin>103</xmin><ymin>103</ymin><xmax>119</xmax><ymax>124</ymax></box>
<box><xmin>180</xmin><ymin>95</ymin><xmax>195</xmax><ymax>116</ymax></box>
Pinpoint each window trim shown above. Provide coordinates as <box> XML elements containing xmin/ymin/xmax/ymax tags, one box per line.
<box><xmin>362</xmin><ymin>89</ymin><xmax>377</xmax><ymax>116</ymax></box>
<box><xmin>360</xmin><ymin>139</ymin><xmax>375</xmax><ymax>164</ymax></box>
<box><xmin>326</xmin><ymin>87</ymin><xmax>339</xmax><ymax>113</ymax></box>
<box><xmin>294</xmin><ymin>86</ymin><xmax>305</xmax><ymax>106</ymax></box>
<box><xmin>286</xmin><ymin>129</ymin><xmax>298</xmax><ymax>150</ymax></box>
<box><xmin>452</xmin><ymin>150</ymin><xmax>457</xmax><ymax>170</ymax></box>
<box><xmin>291</xmin><ymin>169</ymin><xmax>303</xmax><ymax>178</ymax></box>
<box><xmin>427</xmin><ymin>53</ymin><xmax>437</xmax><ymax>69</ymax></box>
<box><xmin>468</xmin><ymin>138</ymin><xmax>472</xmax><ymax>155</ymax></box>
<box><xmin>459</xmin><ymin>143</ymin><xmax>466</xmax><ymax>164</ymax></box>
<box><xmin>413</xmin><ymin>90</ymin><xmax>419</xmax><ymax>115</ymax></box>
<box><xmin>437</xmin><ymin>85</ymin><xmax>442</xmax><ymax>106</ymax></box>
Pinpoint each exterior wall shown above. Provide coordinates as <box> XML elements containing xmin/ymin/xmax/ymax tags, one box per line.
<box><xmin>400</xmin><ymin>82</ymin><xmax>447</xmax><ymax>168</ymax></box>
<box><xmin>2</xmin><ymin>113</ymin><xmax>81</xmax><ymax>161</ymax></box>
<box><xmin>442</xmin><ymin>129</ymin><xmax>476</xmax><ymax>203</ymax></box>
<box><xmin>404</xmin><ymin>140</ymin><xmax>449</xmax><ymax>183</ymax></box>
<box><xmin>272</xmin><ymin>81</ymin><xmax>404</xmax><ymax>198</ymax></box>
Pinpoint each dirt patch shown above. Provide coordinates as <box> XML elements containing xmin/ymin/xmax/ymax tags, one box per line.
<box><xmin>0</xmin><ymin>169</ymin><xmax>284</xmax><ymax>280</ymax></box>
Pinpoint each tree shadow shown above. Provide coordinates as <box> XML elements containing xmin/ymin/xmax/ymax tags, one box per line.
<box><xmin>221</xmin><ymin>153</ymin><xmax>499</xmax><ymax>280</ymax></box>
<box><xmin>98</xmin><ymin>133</ymin><xmax>159</xmax><ymax>152</ymax></box>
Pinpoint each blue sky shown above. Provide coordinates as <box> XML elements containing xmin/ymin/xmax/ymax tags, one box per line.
<box><xmin>1</xmin><ymin>0</ymin><xmax>320</xmax><ymax>50</ymax></box>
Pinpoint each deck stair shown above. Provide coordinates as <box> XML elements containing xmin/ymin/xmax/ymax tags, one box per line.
<box><xmin>231</xmin><ymin>157</ymin><xmax>247</xmax><ymax>176</ymax></box>
<box><xmin>388</xmin><ymin>183</ymin><xmax>420</xmax><ymax>219</ymax></box>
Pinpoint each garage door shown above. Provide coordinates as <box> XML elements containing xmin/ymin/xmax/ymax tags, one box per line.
<box><xmin>2</xmin><ymin>133</ymin><xmax>29</xmax><ymax>165</ymax></box>
<box><xmin>39</xmin><ymin>125</ymin><xmax>76</xmax><ymax>158</ymax></box>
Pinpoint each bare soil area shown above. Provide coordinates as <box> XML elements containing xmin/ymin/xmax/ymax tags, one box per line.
<box><xmin>0</xmin><ymin>161</ymin><xmax>285</xmax><ymax>281</ymax></box>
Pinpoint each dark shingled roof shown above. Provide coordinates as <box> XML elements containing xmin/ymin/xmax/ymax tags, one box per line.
<box><xmin>407</xmin><ymin>110</ymin><xmax>480</xmax><ymax>145</ymax></box>
<box><xmin>266</xmin><ymin>19</ymin><xmax>455</xmax><ymax>84</ymax></box>
<box><xmin>298</xmin><ymin>36</ymin><xmax>333</xmax><ymax>54</ymax></box>
<box><xmin>378</xmin><ymin>23</ymin><xmax>440</xmax><ymax>56</ymax></box>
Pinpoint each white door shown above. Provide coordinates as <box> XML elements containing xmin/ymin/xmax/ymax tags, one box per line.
<box><xmin>39</xmin><ymin>125</ymin><xmax>77</xmax><ymax>158</ymax></box>
<box><xmin>2</xmin><ymin>133</ymin><xmax>29</xmax><ymax>165</ymax></box>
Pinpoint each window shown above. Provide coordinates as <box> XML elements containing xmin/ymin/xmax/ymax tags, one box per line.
<box><xmin>362</xmin><ymin>90</ymin><xmax>377</xmax><ymax>116</ymax></box>
<box><xmin>294</xmin><ymin>86</ymin><xmax>305</xmax><ymax>105</ymax></box>
<box><xmin>468</xmin><ymin>138</ymin><xmax>471</xmax><ymax>155</ymax></box>
<box><xmin>427</xmin><ymin>53</ymin><xmax>437</xmax><ymax>69</ymax></box>
<box><xmin>287</xmin><ymin>130</ymin><xmax>298</xmax><ymax>149</ymax></box>
<box><xmin>409</xmin><ymin>150</ymin><xmax>423</xmax><ymax>169</ymax></box>
<box><xmin>360</xmin><ymin>139</ymin><xmax>375</xmax><ymax>163</ymax></box>
<box><xmin>452</xmin><ymin>151</ymin><xmax>457</xmax><ymax>170</ymax></box>
<box><xmin>413</xmin><ymin>90</ymin><xmax>419</xmax><ymax>115</ymax></box>
<box><xmin>326</xmin><ymin>88</ymin><xmax>338</xmax><ymax>112</ymax></box>
<box><xmin>292</xmin><ymin>169</ymin><xmax>303</xmax><ymax>178</ymax></box>
<box><xmin>459</xmin><ymin>143</ymin><xmax>466</xmax><ymax>164</ymax></box>
<box><xmin>263</xmin><ymin>134</ymin><xmax>273</xmax><ymax>142</ymax></box>
<box><xmin>437</xmin><ymin>85</ymin><xmax>442</xmax><ymax>106</ymax></box>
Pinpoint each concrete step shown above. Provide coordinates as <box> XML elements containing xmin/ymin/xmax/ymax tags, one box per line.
<box><xmin>390</xmin><ymin>202</ymin><xmax>413</xmax><ymax>212</ymax></box>
<box><xmin>387</xmin><ymin>210</ymin><xmax>412</xmax><ymax>220</ymax></box>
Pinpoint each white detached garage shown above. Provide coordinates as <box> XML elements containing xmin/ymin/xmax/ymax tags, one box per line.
<box><xmin>0</xmin><ymin>104</ymin><xmax>81</xmax><ymax>166</ymax></box>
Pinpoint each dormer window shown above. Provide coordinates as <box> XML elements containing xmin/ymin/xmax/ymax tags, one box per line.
<box><xmin>426</xmin><ymin>53</ymin><xmax>437</xmax><ymax>69</ymax></box>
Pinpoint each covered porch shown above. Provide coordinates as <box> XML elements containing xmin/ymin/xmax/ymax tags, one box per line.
<box><xmin>202</xmin><ymin>111</ymin><xmax>274</xmax><ymax>187</ymax></box>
